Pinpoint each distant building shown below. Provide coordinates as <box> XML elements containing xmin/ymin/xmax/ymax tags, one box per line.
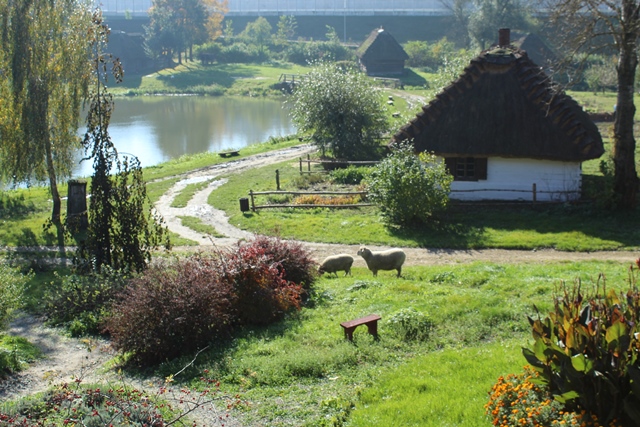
<box><xmin>511</xmin><ymin>32</ymin><xmax>557</xmax><ymax>75</ymax></box>
<box><xmin>393</xmin><ymin>29</ymin><xmax>603</xmax><ymax>202</ymax></box>
<box><xmin>356</xmin><ymin>28</ymin><xmax>408</xmax><ymax>76</ymax></box>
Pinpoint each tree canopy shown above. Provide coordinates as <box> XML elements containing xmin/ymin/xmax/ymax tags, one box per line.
<box><xmin>145</xmin><ymin>0</ymin><xmax>227</xmax><ymax>64</ymax></box>
<box><xmin>546</xmin><ymin>0</ymin><xmax>640</xmax><ymax>209</ymax></box>
<box><xmin>287</xmin><ymin>62</ymin><xmax>389</xmax><ymax>160</ymax></box>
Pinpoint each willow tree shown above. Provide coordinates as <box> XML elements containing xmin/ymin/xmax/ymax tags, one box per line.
<box><xmin>0</xmin><ymin>0</ymin><xmax>92</xmax><ymax>229</ymax></box>
<box><xmin>547</xmin><ymin>0</ymin><xmax>640</xmax><ymax>210</ymax></box>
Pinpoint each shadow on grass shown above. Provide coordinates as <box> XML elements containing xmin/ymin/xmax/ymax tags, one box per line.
<box><xmin>0</xmin><ymin>193</ymin><xmax>37</xmax><ymax>219</ymax></box>
<box><xmin>391</xmin><ymin>202</ymin><xmax>640</xmax><ymax>250</ymax></box>
<box><xmin>120</xmin><ymin>313</ymin><xmax>302</xmax><ymax>382</ymax></box>
<box><xmin>400</xmin><ymin>69</ymin><xmax>428</xmax><ymax>87</ymax></box>
<box><xmin>16</xmin><ymin>228</ymin><xmax>60</xmax><ymax>247</ymax></box>
<box><xmin>156</xmin><ymin>64</ymin><xmax>260</xmax><ymax>89</ymax></box>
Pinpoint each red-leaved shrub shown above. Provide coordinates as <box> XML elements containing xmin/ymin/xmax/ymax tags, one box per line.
<box><xmin>105</xmin><ymin>255</ymin><xmax>236</xmax><ymax>366</ymax></box>
<box><xmin>220</xmin><ymin>239</ymin><xmax>305</xmax><ymax>325</ymax></box>
<box><xmin>105</xmin><ymin>237</ymin><xmax>317</xmax><ymax>366</ymax></box>
<box><xmin>247</xmin><ymin>235</ymin><xmax>317</xmax><ymax>291</ymax></box>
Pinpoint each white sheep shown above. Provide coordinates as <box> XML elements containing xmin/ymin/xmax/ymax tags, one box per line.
<box><xmin>357</xmin><ymin>246</ymin><xmax>406</xmax><ymax>277</ymax></box>
<box><xmin>318</xmin><ymin>254</ymin><xmax>354</xmax><ymax>277</ymax></box>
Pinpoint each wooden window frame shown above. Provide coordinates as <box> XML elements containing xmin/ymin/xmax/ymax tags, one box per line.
<box><xmin>444</xmin><ymin>157</ymin><xmax>487</xmax><ymax>181</ymax></box>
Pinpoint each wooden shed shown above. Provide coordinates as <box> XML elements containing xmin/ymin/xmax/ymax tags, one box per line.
<box><xmin>392</xmin><ymin>29</ymin><xmax>604</xmax><ymax>202</ymax></box>
<box><xmin>356</xmin><ymin>28</ymin><xmax>408</xmax><ymax>76</ymax></box>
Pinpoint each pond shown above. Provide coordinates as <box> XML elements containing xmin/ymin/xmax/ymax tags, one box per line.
<box><xmin>73</xmin><ymin>96</ymin><xmax>295</xmax><ymax>178</ymax></box>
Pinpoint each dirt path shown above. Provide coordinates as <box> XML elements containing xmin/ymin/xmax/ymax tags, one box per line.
<box><xmin>0</xmin><ymin>315</ymin><xmax>114</xmax><ymax>401</ymax></box>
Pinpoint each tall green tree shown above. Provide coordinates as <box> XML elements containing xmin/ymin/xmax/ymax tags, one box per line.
<box><xmin>276</xmin><ymin>15</ymin><xmax>297</xmax><ymax>43</ymax></box>
<box><xmin>468</xmin><ymin>0</ymin><xmax>534</xmax><ymax>48</ymax></box>
<box><xmin>0</xmin><ymin>0</ymin><xmax>93</xmax><ymax>234</ymax></box>
<box><xmin>241</xmin><ymin>16</ymin><xmax>273</xmax><ymax>54</ymax></box>
<box><xmin>546</xmin><ymin>0</ymin><xmax>639</xmax><ymax>210</ymax></box>
<box><xmin>287</xmin><ymin>62</ymin><xmax>388</xmax><ymax>160</ymax></box>
<box><xmin>439</xmin><ymin>0</ymin><xmax>473</xmax><ymax>48</ymax></box>
<box><xmin>145</xmin><ymin>0</ymin><xmax>209</xmax><ymax>64</ymax></box>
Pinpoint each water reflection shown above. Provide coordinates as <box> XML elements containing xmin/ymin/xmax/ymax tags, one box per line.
<box><xmin>74</xmin><ymin>96</ymin><xmax>295</xmax><ymax>178</ymax></box>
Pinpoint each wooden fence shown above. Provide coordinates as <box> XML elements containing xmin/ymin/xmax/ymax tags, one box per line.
<box><xmin>299</xmin><ymin>155</ymin><xmax>379</xmax><ymax>174</ymax></box>
<box><xmin>247</xmin><ymin>189</ymin><xmax>371</xmax><ymax>211</ymax></box>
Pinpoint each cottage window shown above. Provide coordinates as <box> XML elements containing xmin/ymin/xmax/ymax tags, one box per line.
<box><xmin>444</xmin><ymin>157</ymin><xmax>487</xmax><ymax>181</ymax></box>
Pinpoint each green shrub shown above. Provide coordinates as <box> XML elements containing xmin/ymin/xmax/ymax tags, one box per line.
<box><xmin>365</xmin><ymin>145</ymin><xmax>452</xmax><ymax>226</ymax></box>
<box><xmin>386</xmin><ymin>308</ymin><xmax>433</xmax><ymax>341</ymax></box>
<box><xmin>522</xmin><ymin>266</ymin><xmax>640</xmax><ymax>426</ymax></box>
<box><xmin>329</xmin><ymin>166</ymin><xmax>372</xmax><ymax>185</ymax></box>
<box><xmin>0</xmin><ymin>374</ymin><xmax>230</xmax><ymax>426</ymax></box>
<box><xmin>0</xmin><ymin>262</ymin><xmax>32</xmax><ymax>330</ymax></box>
<box><xmin>292</xmin><ymin>173</ymin><xmax>326</xmax><ymax>189</ymax></box>
<box><xmin>43</xmin><ymin>267</ymin><xmax>129</xmax><ymax>336</ymax></box>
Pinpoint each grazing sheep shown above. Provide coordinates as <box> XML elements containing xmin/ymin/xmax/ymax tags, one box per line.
<box><xmin>357</xmin><ymin>246</ymin><xmax>406</xmax><ymax>277</ymax></box>
<box><xmin>318</xmin><ymin>254</ymin><xmax>354</xmax><ymax>277</ymax></box>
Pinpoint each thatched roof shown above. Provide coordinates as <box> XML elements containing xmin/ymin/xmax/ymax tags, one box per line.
<box><xmin>393</xmin><ymin>45</ymin><xmax>604</xmax><ymax>162</ymax></box>
<box><xmin>356</xmin><ymin>28</ymin><xmax>409</xmax><ymax>62</ymax></box>
<box><xmin>512</xmin><ymin>32</ymin><xmax>557</xmax><ymax>72</ymax></box>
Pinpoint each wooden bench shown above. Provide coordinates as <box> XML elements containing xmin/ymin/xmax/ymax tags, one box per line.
<box><xmin>219</xmin><ymin>150</ymin><xmax>240</xmax><ymax>158</ymax></box>
<box><xmin>340</xmin><ymin>314</ymin><xmax>381</xmax><ymax>341</ymax></box>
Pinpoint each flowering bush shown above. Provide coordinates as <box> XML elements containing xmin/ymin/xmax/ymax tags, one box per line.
<box><xmin>242</xmin><ymin>235</ymin><xmax>317</xmax><ymax>291</ymax></box>
<box><xmin>486</xmin><ymin>366</ymin><xmax>596</xmax><ymax>427</ymax></box>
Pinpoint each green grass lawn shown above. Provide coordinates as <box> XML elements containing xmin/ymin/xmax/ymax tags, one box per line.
<box><xmin>111</xmin><ymin>62</ymin><xmax>312</xmax><ymax>97</ymax></box>
<box><xmin>208</xmin><ymin>157</ymin><xmax>640</xmax><ymax>251</ymax></box>
<box><xmin>140</xmin><ymin>260</ymin><xmax>632</xmax><ymax>427</ymax></box>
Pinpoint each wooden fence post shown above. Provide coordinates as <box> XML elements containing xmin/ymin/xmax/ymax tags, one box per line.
<box><xmin>307</xmin><ymin>154</ymin><xmax>311</xmax><ymax>172</ymax></box>
<box><xmin>276</xmin><ymin>169</ymin><xmax>280</xmax><ymax>190</ymax></box>
<box><xmin>249</xmin><ymin>190</ymin><xmax>255</xmax><ymax>211</ymax></box>
<box><xmin>532</xmin><ymin>183</ymin><xmax>537</xmax><ymax>203</ymax></box>
<box><xmin>299</xmin><ymin>157</ymin><xmax>302</xmax><ymax>173</ymax></box>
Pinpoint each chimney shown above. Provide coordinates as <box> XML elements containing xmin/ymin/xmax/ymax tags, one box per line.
<box><xmin>498</xmin><ymin>28</ymin><xmax>510</xmax><ymax>47</ymax></box>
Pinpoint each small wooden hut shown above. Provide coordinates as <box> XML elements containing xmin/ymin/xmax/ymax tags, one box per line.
<box><xmin>356</xmin><ymin>28</ymin><xmax>408</xmax><ymax>76</ymax></box>
<box><xmin>393</xmin><ymin>29</ymin><xmax>604</xmax><ymax>202</ymax></box>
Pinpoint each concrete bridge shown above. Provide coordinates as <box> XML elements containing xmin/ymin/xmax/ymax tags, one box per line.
<box><xmin>94</xmin><ymin>0</ymin><xmax>449</xmax><ymax>17</ymax></box>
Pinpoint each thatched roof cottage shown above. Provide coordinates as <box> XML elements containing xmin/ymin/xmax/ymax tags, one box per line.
<box><xmin>512</xmin><ymin>32</ymin><xmax>557</xmax><ymax>75</ymax></box>
<box><xmin>356</xmin><ymin>28</ymin><xmax>408</xmax><ymax>76</ymax></box>
<box><xmin>393</xmin><ymin>29</ymin><xmax>604</xmax><ymax>202</ymax></box>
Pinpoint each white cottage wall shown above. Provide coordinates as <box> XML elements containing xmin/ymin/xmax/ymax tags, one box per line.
<box><xmin>447</xmin><ymin>157</ymin><xmax>583</xmax><ymax>202</ymax></box>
